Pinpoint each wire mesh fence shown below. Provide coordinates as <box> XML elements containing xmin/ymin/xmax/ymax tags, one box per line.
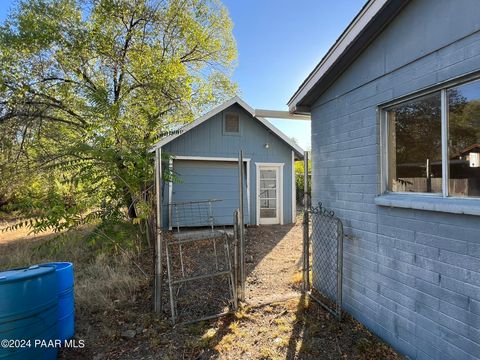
<box><xmin>169</xmin><ymin>199</ymin><xmax>222</xmax><ymax>231</ymax></box>
<box><xmin>304</xmin><ymin>202</ymin><xmax>343</xmax><ymax>320</ymax></box>
<box><xmin>165</xmin><ymin>232</ymin><xmax>236</xmax><ymax>324</ymax></box>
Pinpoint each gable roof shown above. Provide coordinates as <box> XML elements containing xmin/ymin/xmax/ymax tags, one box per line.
<box><xmin>288</xmin><ymin>0</ymin><xmax>409</xmax><ymax>113</ymax></box>
<box><xmin>151</xmin><ymin>96</ymin><xmax>304</xmax><ymax>158</ymax></box>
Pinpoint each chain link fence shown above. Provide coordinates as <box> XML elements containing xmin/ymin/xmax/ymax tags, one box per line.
<box><xmin>304</xmin><ymin>202</ymin><xmax>344</xmax><ymax>320</ymax></box>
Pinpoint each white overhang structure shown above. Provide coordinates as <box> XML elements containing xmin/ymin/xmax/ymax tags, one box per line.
<box><xmin>253</xmin><ymin>109</ymin><xmax>310</xmax><ymax>121</ymax></box>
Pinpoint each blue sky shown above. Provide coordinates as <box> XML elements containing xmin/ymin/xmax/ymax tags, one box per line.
<box><xmin>0</xmin><ymin>0</ymin><xmax>366</xmax><ymax>150</ymax></box>
<box><xmin>222</xmin><ymin>0</ymin><xmax>365</xmax><ymax>150</ymax></box>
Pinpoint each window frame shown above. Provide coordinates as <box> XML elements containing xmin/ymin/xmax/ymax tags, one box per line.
<box><xmin>380</xmin><ymin>75</ymin><xmax>480</xmax><ymax>200</ymax></box>
<box><xmin>223</xmin><ymin>112</ymin><xmax>240</xmax><ymax>135</ymax></box>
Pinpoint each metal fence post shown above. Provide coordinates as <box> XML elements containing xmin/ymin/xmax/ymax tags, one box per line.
<box><xmin>238</xmin><ymin>150</ymin><xmax>245</xmax><ymax>301</ymax></box>
<box><xmin>233</xmin><ymin>209</ymin><xmax>240</xmax><ymax>309</ymax></box>
<box><xmin>302</xmin><ymin>151</ymin><xmax>310</xmax><ymax>292</ymax></box>
<box><xmin>302</xmin><ymin>209</ymin><xmax>309</xmax><ymax>292</ymax></box>
<box><xmin>337</xmin><ymin>219</ymin><xmax>344</xmax><ymax>321</ymax></box>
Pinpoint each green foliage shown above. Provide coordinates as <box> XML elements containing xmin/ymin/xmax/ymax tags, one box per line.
<box><xmin>295</xmin><ymin>159</ymin><xmax>311</xmax><ymax>205</ymax></box>
<box><xmin>0</xmin><ymin>0</ymin><xmax>237</xmax><ymax>233</ymax></box>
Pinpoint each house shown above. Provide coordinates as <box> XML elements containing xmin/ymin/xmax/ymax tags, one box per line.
<box><xmin>288</xmin><ymin>0</ymin><xmax>480</xmax><ymax>359</ymax></box>
<box><xmin>151</xmin><ymin>96</ymin><xmax>304</xmax><ymax>229</ymax></box>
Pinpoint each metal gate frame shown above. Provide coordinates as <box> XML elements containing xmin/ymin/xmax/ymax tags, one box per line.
<box><xmin>303</xmin><ymin>202</ymin><xmax>343</xmax><ymax>320</ymax></box>
<box><xmin>302</xmin><ymin>152</ymin><xmax>344</xmax><ymax>321</ymax></box>
<box><xmin>165</xmin><ymin>231</ymin><xmax>236</xmax><ymax>324</ymax></box>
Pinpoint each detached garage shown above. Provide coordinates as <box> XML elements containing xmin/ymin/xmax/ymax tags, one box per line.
<box><xmin>151</xmin><ymin>96</ymin><xmax>304</xmax><ymax>229</ymax></box>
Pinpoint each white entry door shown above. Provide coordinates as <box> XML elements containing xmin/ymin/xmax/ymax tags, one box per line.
<box><xmin>257</xmin><ymin>165</ymin><xmax>282</xmax><ymax>225</ymax></box>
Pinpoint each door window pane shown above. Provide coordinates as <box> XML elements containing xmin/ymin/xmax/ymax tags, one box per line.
<box><xmin>259</xmin><ymin>167</ymin><xmax>278</xmax><ymax>219</ymax></box>
<box><xmin>387</xmin><ymin>92</ymin><xmax>442</xmax><ymax>193</ymax></box>
<box><xmin>448</xmin><ymin>80</ymin><xmax>480</xmax><ymax>197</ymax></box>
<box><xmin>260</xmin><ymin>199</ymin><xmax>276</xmax><ymax>209</ymax></box>
<box><xmin>260</xmin><ymin>179</ymin><xmax>276</xmax><ymax>189</ymax></box>
<box><xmin>260</xmin><ymin>170</ymin><xmax>276</xmax><ymax>179</ymax></box>
<box><xmin>259</xmin><ymin>189</ymin><xmax>276</xmax><ymax>199</ymax></box>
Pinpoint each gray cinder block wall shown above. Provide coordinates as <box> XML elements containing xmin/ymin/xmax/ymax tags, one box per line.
<box><xmin>310</xmin><ymin>1</ymin><xmax>480</xmax><ymax>359</ymax></box>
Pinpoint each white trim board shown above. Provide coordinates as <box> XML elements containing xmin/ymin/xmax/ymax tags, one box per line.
<box><xmin>255</xmin><ymin>162</ymin><xmax>284</xmax><ymax>225</ymax></box>
<box><xmin>291</xmin><ymin>151</ymin><xmax>296</xmax><ymax>223</ymax></box>
<box><xmin>172</xmin><ymin>155</ymin><xmax>251</xmax><ymax>162</ymax></box>
<box><xmin>150</xmin><ymin>96</ymin><xmax>304</xmax><ymax>157</ymax></box>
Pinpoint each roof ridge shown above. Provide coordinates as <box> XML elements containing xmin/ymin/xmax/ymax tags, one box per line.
<box><xmin>150</xmin><ymin>97</ymin><xmax>304</xmax><ymax>157</ymax></box>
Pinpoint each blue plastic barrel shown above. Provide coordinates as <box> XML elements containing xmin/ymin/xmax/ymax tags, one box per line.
<box><xmin>0</xmin><ymin>265</ymin><xmax>58</xmax><ymax>360</ymax></box>
<box><xmin>41</xmin><ymin>262</ymin><xmax>74</xmax><ymax>342</ymax></box>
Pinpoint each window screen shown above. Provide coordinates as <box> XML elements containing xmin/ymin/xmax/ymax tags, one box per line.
<box><xmin>224</xmin><ymin>114</ymin><xmax>240</xmax><ymax>133</ymax></box>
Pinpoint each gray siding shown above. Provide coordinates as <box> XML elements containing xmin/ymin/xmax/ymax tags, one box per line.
<box><xmin>162</xmin><ymin>104</ymin><xmax>295</xmax><ymax>227</ymax></box>
<box><xmin>310</xmin><ymin>1</ymin><xmax>480</xmax><ymax>359</ymax></box>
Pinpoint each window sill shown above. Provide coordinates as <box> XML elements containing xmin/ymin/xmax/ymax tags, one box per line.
<box><xmin>374</xmin><ymin>194</ymin><xmax>480</xmax><ymax>216</ymax></box>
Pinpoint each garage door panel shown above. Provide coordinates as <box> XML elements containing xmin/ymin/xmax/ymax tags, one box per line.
<box><xmin>175</xmin><ymin>176</ymin><xmax>238</xmax><ymax>186</ymax></box>
<box><xmin>173</xmin><ymin>160</ymin><xmax>244</xmax><ymax>174</ymax></box>
<box><xmin>175</xmin><ymin>183</ymin><xmax>238</xmax><ymax>192</ymax></box>
<box><xmin>172</xmin><ymin>160</ymin><xmax>249</xmax><ymax>227</ymax></box>
<box><xmin>176</xmin><ymin>168</ymin><xmax>239</xmax><ymax>176</ymax></box>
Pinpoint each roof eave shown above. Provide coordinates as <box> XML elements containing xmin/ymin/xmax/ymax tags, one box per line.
<box><xmin>288</xmin><ymin>0</ymin><xmax>409</xmax><ymax>113</ymax></box>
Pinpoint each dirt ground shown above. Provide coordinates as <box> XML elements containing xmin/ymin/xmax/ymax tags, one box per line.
<box><xmin>244</xmin><ymin>223</ymin><xmax>302</xmax><ymax>304</ymax></box>
<box><xmin>0</xmin><ymin>219</ymin><xmax>403</xmax><ymax>360</ymax></box>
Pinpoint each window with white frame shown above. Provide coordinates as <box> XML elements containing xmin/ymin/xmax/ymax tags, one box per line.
<box><xmin>384</xmin><ymin>78</ymin><xmax>480</xmax><ymax>198</ymax></box>
<box><xmin>224</xmin><ymin>113</ymin><xmax>240</xmax><ymax>134</ymax></box>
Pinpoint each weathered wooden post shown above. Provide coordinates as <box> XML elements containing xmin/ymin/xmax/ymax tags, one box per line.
<box><xmin>154</xmin><ymin>148</ymin><xmax>163</xmax><ymax>313</ymax></box>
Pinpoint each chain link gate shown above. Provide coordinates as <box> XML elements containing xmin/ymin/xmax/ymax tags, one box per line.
<box><xmin>303</xmin><ymin>202</ymin><xmax>344</xmax><ymax>320</ymax></box>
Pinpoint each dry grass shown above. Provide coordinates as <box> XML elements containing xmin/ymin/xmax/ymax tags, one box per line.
<box><xmin>75</xmin><ymin>252</ymin><xmax>147</xmax><ymax>312</ymax></box>
<box><xmin>0</xmin><ymin>224</ymin><xmax>149</xmax><ymax>315</ymax></box>
<box><xmin>292</xmin><ymin>271</ymin><xmax>303</xmax><ymax>284</ymax></box>
<box><xmin>0</xmin><ymin>218</ymin><xmax>58</xmax><ymax>246</ymax></box>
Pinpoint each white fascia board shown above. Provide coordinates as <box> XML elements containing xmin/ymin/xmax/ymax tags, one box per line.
<box><xmin>173</xmin><ymin>155</ymin><xmax>251</xmax><ymax>162</ymax></box>
<box><xmin>288</xmin><ymin>0</ymin><xmax>388</xmax><ymax>112</ymax></box>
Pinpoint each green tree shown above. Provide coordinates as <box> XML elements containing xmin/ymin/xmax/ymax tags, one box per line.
<box><xmin>0</xmin><ymin>0</ymin><xmax>237</xmax><ymax>232</ymax></box>
<box><xmin>295</xmin><ymin>158</ymin><xmax>311</xmax><ymax>206</ymax></box>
